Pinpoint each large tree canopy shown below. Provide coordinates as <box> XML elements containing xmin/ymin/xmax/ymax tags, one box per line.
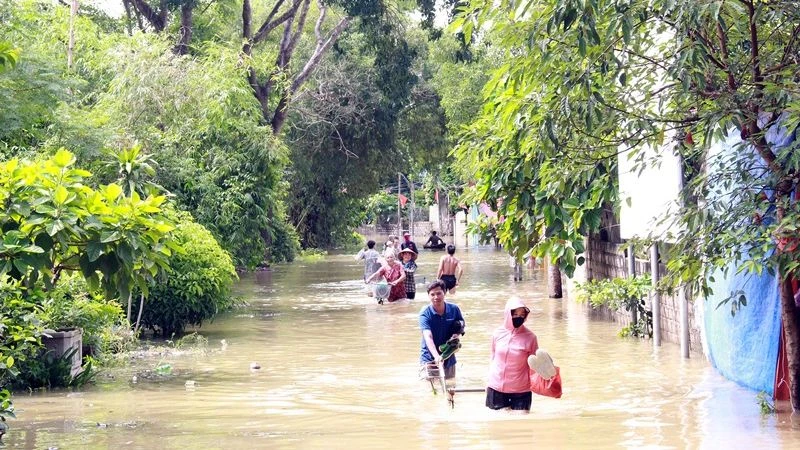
<box><xmin>454</xmin><ymin>0</ymin><xmax>800</xmax><ymax>408</ymax></box>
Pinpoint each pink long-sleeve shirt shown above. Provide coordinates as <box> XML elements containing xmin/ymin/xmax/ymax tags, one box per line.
<box><xmin>487</xmin><ymin>297</ymin><xmax>539</xmax><ymax>394</ymax></box>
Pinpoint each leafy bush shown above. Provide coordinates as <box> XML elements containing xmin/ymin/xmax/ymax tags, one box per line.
<box><xmin>297</xmin><ymin>248</ymin><xmax>328</xmax><ymax>262</ymax></box>
<box><xmin>341</xmin><ymin>231</ymin><xmax>366</xmax><ymax>252</ymax></box>
<box><xmin>0</xmin><ymin>279</ymin><xmax>44</xmax><ymax>419</ymax></box>
<box><xmin>9</xmin><ymin>347</ymin><xmax>96</xmax><ymax>390</ymax></box>
<box><xmin>134</xmin><ymin>213</ymin><xmax>238</xmax><ymax>336</ymax></box>
<box><xmin>0</xmin><ymin>280</ymin><xmax>43</xmax><ymax>375</ymax></box>
<box><xmin>266</xmin><ymin>212</ymin><xmax>300</xmax><ymax>264</ymax></box>
<box><xmin>40</xmin><ymin>275</ymin><xmax>127</xmax><ymax>356</ymax></box>
<box><xmin>0</xmin><ymin>149</ymin><xmax>176</xmax><ymax>303</ymax></box>
<box><xmin>0</xmin><ymin>150</ymin><xmax>175</xmax><ymax>416</ymax></box>
<box><xmin>575</xmin><ymin>275</ymin><xmax>653</xmax><ymax>338</ymax></box>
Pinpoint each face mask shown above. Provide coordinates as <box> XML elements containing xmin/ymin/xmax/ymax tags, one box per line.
<box><xmin>512</xmin><ymin>317</ymin><xmax>525</xmax><ymax>328</ymax></box>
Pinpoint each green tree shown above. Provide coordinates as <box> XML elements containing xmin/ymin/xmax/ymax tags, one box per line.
<box><xmin>91</xmin><ymin>36</ymin><xmax>297</xmax><ymax>266</ymax></box>
<box><xmin>133</xmin><ymin>211</ymin><xmax>238</xmax><ymax>336</ymax></box>
<box><xmin>284</xmin><ymin>17</ymin><xmax>421</xmax><ymax>248</ymax></box>
<box><xmin>454</xmin><ymin>0</ymin><xmax>800</xmax><ymax>408</ymax></box>
<box><xmin>0</xmin><ymin>149</ymin><xmax>175</xmax><ymax>299</ymax></box>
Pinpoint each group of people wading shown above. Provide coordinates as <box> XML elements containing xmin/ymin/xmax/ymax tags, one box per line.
<box><xmin>355</xmin><ymin>231</ymin><xmax>559</xmax><ymax>413</ymax></box>
<box><xmin>357</xmin><ymin>231</ymin><xmax>463</xmax><ymax>302</ymax></box>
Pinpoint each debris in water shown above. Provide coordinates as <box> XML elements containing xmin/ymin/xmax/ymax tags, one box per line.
<box><xmin>250</xmin><ymin>362</ymin><xmax>261</xmax><ymax>370</ymax></box>
<box><xmin>185</xmin><ymin>380</ymin><xmax>196</xmax><ymax>388</ymax></box>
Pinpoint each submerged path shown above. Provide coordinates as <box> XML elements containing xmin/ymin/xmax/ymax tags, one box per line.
<box><xmin>6</xmin><ymin>247</ymin><xmax>799</xmax><ymax>448</ymax></box>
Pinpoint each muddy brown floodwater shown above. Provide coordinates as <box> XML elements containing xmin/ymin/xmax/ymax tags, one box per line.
<box><xmin>5</xmin><ymin>247</ymin><xmax>800</xmax><ymax>449</ymax></box>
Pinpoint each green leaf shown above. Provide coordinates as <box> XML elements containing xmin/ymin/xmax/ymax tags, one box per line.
<box><xmin>87</xmin><ymin>241</ymin><xmax>104</xmax><ymax>262</ymax></box>
<box><xmin>100</xmin><ymin>231</ymin><xmax>121</xmax><ymax>243</ymax></box>
<box><xmin>45</xmin><ymin>220</ymin><xmax>64</xmax><ymax>236</ymax></box>
<box><xmin>22</xmin><ymin>245</ymin><xmax>44</xmax><ymax>254</ymax></box>
<box><xmin>52</xmin><ymin>148</ymin><xmax>75</xmax><ymax>168</ymax></box>
<box><xmin>53</xmin><ymin>185</ymin><xmax>69</xmax><ymax>204</ymax></box>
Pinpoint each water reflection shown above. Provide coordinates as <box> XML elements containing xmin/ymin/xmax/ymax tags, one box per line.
<box><xmin>5</xmin><ymin>247</ymin><xmax>799</xmax><ymax>449</ymax></box>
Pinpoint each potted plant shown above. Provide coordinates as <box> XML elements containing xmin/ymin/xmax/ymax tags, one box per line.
<box><xmin>39</xmin><ymin>276</ymin><xmax>120</xmax><ymax>378</ymax></box>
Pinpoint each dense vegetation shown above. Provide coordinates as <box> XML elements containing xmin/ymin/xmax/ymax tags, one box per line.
<box><xmin>0</xmin><ymin>0</ymin><xmax>477</xmax><ymax>419</ymax></box>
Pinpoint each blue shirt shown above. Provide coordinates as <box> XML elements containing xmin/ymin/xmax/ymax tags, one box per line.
<box><xmin>419</xmin><ymin>302</ymin><xmax>464</xmax><ymax>368</ymax></box>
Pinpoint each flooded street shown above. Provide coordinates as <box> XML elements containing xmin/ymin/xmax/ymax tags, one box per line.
<box><xmin>5</xmin><ymin>247</ymin><xmax>800</xmax><ymax>449</ymax></box>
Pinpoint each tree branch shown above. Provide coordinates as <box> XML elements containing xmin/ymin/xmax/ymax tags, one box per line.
<box><xmin>716</xmin><ymin>17</ymin><xmax>737</xmax><ymax>90</ymax></box>
<box><xmin>251</xmin><ymin>0</ymin><xmax>304</xmax><ymax>45</ymax></box>
<box><xmin>128</xmin><ymin>0</ymin><xmax>167</xmax><ymax>32</ymax></box>
<box><xmin>746</xmin><ymin>0</ymin><xmax>763</xmax><ymax>90</ymax></box>
<box><xmin>243</xmin><ymin>0</ymin><xmax>252</xmax><ymax>40</ymax></box>
<box><xmin>688</xmin><ymin>28</ymin><xmax>726</xmax><ymax>71</ymax></box>
<box><xmin>284</xmin><ymin>0</ymin><xmax>312</xmax><ymax>66</ymax></box>
<box><xmin>748</xmin><ymin>111</ymin><xmax>781</xmax><ymax>175</ymax></box>
<box><xmin>291</xmin><ymin>14</ymin><xmax>351</xmax><ymax>92</ymax></box>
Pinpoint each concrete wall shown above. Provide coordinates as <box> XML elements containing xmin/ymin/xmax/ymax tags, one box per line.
<box><xmin>581</xmin><ymin>238</ymin><xmax>703</xmax><ymax>354</ymax></box>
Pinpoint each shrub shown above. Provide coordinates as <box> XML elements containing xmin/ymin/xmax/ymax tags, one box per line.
<box><xmin>134</xmin><ymin>213</ymin><xmax>237</xmax><ymax>336</ymax></box>
<box><xmin>40</xmin><ymin>275</ymin><xmax>128</xmax><ymax>357</ymax></box>
<box><xmin>0</xmin><ymin>279</ymin><xmax>44</xmax><ymax>419</ymax></box>
<box><xmin>267</xmin><ymin>213</ymin><xmax>300</xmax><ymax>264</ymax></box>
<box><xmin>340</xmin><ymin>231</ymin><xmax>366</xmax><ymax>252</ymax></box>
<box><xmin>575</xmin><ymin>275</ymin><xmax>653</xmax><ymax>338</ymax></box>
<box><xmin>298</xmin><ymin>248</ymin><xmax>328</xmax><ymax>262</ymax></box>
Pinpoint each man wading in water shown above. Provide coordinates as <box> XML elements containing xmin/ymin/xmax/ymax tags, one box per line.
<box><xmin>437</xmin><ymin>244</ymin><xmax>463</xmax><ymax>294</ymax></box>
<box><xmin>419</xmin><ymin>280</ymin><xmax>465</xmax><ymax>381</ymax></box>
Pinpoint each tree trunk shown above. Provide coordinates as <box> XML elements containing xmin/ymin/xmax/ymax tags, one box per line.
<box><xmin>67</xmin><ymin>0</ymin><xmax>78</xmax><ymax>69</ymax></box>
<box><xmin>134</xmin><ymin>293</ymin><xmax>145</xmax><ymax>335</ymax></box>
<box><xmin>271</xmin><ymin>95</ymin><xmax>289</xmax><ymax>134</ymax></box>
<box><xmin>776</xmin><ymin>184</ymin><xmax>800</xmax><ymax>411</ymax></box>
<box><xmin>129</xmin><ymin>0</ymin><xmax>167</xmax><ymax>32</ymax></box>
<box><xmin>779</xmin><ymin>274</ymin><xmax>800</xmax><ymax>410</ymax></box>
<box><xmin>174</xmin><ymin>2</ymin><xmax>193</xmax><ymax>55</ymax></box>
<box><xmin>122</xmin><ymin>0</ymin><xmax>134</xmax><ymax>35</ymax></box>
<box><xmin>548</xmin><ymin>260</ymin><xmax>562</xmax><ymax>298</ymax></box>
<box><xmin>126</xmin><ymin>291</ymin><xmax>133</xmax><ymax>323</ymax></box>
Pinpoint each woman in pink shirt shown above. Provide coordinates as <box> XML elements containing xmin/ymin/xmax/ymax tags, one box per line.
<box><xmin>486</xmin><ymin>296</ymin><xmax>538</xmax><ymax>411</ymax></box>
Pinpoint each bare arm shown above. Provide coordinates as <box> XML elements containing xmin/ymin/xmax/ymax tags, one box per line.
<box><xmin>437</xmin><ymin>256</ymin><xmax>445</xmax><ymax>278</ymax></box>
<box><xmin>392</xmin><ymin>267</ymin><xmax>406</xmax><ymax>286</ymax></box>
<box><xmin>456</xmin><ymin>260</ymin><xmax>464</xmax><ymax>284</ymax></box>
<box><xmin>365</xmin><ymin>268</ymin><xmax>383</xmax><ymax>284</ymax></box>
<box><xmin>422</xmin><ymin>329</ymin><xmax>441</xmax><ymax>364</ymax></box>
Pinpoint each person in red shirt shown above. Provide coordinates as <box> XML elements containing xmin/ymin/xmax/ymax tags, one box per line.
<box><xmin>366</xmin><ymin>250</ymin><xmax>407</xmax><ymax>302</ymax></box>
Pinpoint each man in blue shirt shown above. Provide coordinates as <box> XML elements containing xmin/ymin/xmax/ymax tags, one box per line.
<box><xmin>419</xmin><ymin>279</ymin><xmax>465</xmax><ymax>380</ymax></box>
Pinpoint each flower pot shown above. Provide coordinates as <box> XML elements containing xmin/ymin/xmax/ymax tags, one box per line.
<box><xmin>42</xmin><ymin>328</ymin><xmax>83</xmax><ymax>378</ymax></box>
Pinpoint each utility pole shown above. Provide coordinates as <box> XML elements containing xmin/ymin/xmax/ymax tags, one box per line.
<box><xmin>627</xmin><ymin>243</ymin><xmax>637</xmax><ymax>326</ymax></box>
<box><xmin>409</xmin><ymin>176</ymin><xmax>415</xmax><ymax>240</ymax></box>
<box><xmin>397</xmin><ymin>173</ymin><xmax>402</xmax><ymax>236</ymax></box>
<box><xmin>650</xmin><ymin>243</ymin><xmax>661</xmax><ymax>347</ymax></box>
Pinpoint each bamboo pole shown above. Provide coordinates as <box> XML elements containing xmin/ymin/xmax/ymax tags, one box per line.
<box><xmin>67</xmin><ymin>0</ymin><xmax>78</xmax><ymax>69</ymax></box>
